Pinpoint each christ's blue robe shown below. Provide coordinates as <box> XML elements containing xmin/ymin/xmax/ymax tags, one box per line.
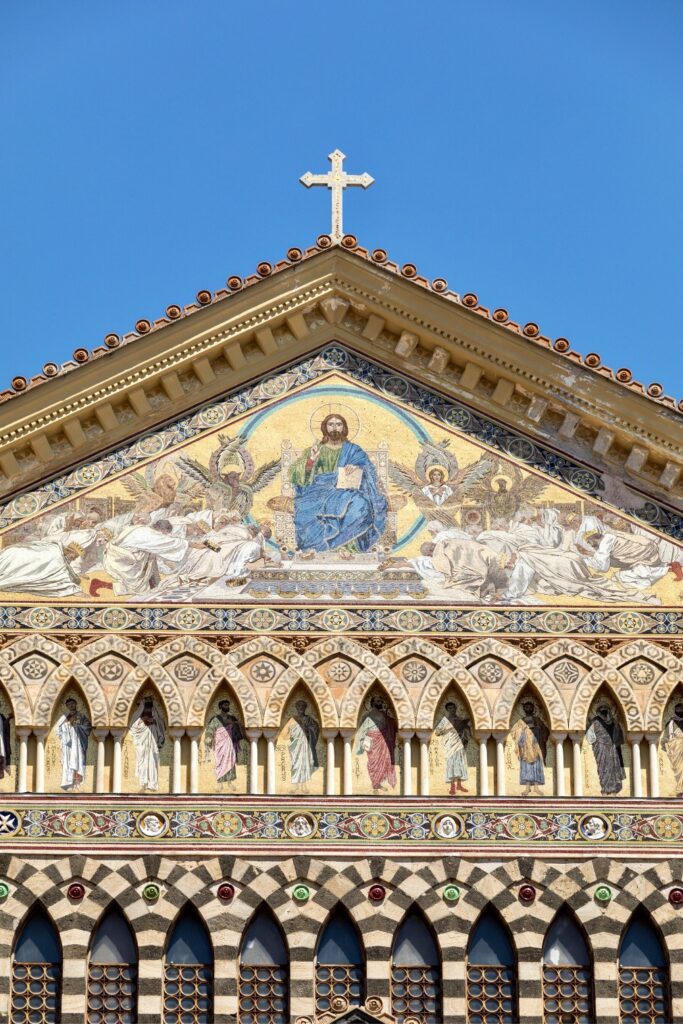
<box><xmin>293</xmin><ymin>441</ymin><xmax>387</xmax><ymax>553</ymax></box>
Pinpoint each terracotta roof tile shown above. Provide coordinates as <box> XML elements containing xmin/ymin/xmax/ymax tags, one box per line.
<box><xmin>2</xmin><ymin>234</ymin><xmax>680</xmax><ymax>415</ymax></box>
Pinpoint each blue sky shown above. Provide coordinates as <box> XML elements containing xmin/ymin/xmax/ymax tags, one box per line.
<box><xmin>1</xmin><ymin>1</ymin><xmax>681</xmax><ymax>400</ymax></box>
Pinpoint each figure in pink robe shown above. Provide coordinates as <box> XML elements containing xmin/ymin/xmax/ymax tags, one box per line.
<box><xmin>356</xmin><ymin>696</ymin><xmax>397</xmax><ymax>792</ymax></box>
<box><xmin>205</xmin><ymin>700</ymin><xmax>243</xmax><ymax>785</ymax></box>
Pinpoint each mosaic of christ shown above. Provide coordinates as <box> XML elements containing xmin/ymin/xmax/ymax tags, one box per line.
<box><xmin>0</xmin><ymin>373</ymin><xmax>680</xmax><ymax>606</ymax></box>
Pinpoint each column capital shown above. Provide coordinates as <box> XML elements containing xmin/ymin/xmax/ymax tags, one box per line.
<box><xmin>168</xmin><ymin>727</ymin><xmax>185</xmax><ymax>739</ymax></box>
<box><xmin>628</xmin><ymin>732</ymin><xmax>645</xmax><ymax>743</ymax></box>
<box><xmin>415</xmin><ymin>730</ymin><xmax>432</xmax><ymax>743</ymax></box>
<box><xmin>262</xmin><ymin>728</ymin><xmax>278</xmax><ymax>741</ymax></box>
<box><xmin>568</xmin><ymin>732</ymin><xmax>584</xmax><ymax>743</ymax></box>
<box><xmin>322</xmin><ymin>728</ymin><xmax>338</xmax><ymax>740</ymax></box>
<box><xmin>185</xmin><ymin>727</ymin><xmax>203</xmax><ymax>740</ymax></box>
<box><xmin>339</xmin><ymin>728</ymin><xmax>356</xmax><ymax>740</ymax></box>
<box><xmin>244</xmin><ymin>728</ymin><xmax>263</xmax><ymax>742</ymax></box>
<box><xmin>644</xmin><ymin>732</ymin><xmax>661</xmax><ymax>743</ymax></box>
<box><xmin>92</xmin><ymin>729</ymin><xmax>110</xmax><ymax>741</ymax></box>
<box><xmin>32</xmin><ymin>726</ymin><xmax>49</xmax><ymax>740</ymax></box>
<box><xmin>550</xmin><ymin>732</ymin><xmax>568</xmax><ymax>743</ymax></box>
<box><xmin>398</xmin><ymin>729</ymin><xmax>415</xmax><ymax>742</ymax></box>
<box><xmin>109</xmin><ymin>727</ymin><xmax>126</xmax><ymax>740</ymax></box>
<box><xmin>474</xmin><ymin>730</ymin><xmax>492</xmax><ymax>742</ymax></box>
<box><xmin>15</xmin><ymin>727</ymin><xmax>32</xmax><ymax>740</ymax></box>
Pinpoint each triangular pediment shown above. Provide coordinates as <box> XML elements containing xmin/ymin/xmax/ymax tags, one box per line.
<box><xmin>0</xmin><ymin>344</ymin><xmax>679</xmax><ymax>611</ymax></box>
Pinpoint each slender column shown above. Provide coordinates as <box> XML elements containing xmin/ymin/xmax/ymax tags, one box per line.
<box><xmin>168</xmin><ymin>728</ymin><xmax>184</xmax><ymax>794</ymax></box>
<box><xmin>246</xmin><ymin>731</ymin><xmax>261</xmax><ymax>795</ymax></box>
<box><xmin>400</xmin><ymin>731</ymin><xmax>413</xmax><ymax>796</ymax></box>
<box><xmin>264</xmin><ymin>730</ymin><xmax>277</xmax><ymax>795</ymax></box>
<box><xmin>478</xmin><ymin>734</ymin><xmax>490</xmax><ymax>796</ymax></box>
<box><xmin>417</xmin><ymin>731</ymin><xmax>431</xmax><ymax>796</ymax></box>
<box><xmin>494</xmin><ymin>733</ymin><xmax>506</xmax><ymax>797</ymax></box>
<box><xmin>631</xmin><ymin>735</ymin><xmax>643</xmax><ymax>797</ymax></box>
<box><xmin>647</xmin><ymin>735</ymin><xmax>660</xmax><ymax>798</ymax></box>
<box><xmin>34</xmin><ymin>727</ymin><xmax>47</xmax><ymax>794</ymax></box>
<box><xmin>93</xmin><ymin>730</ymin><xmax>108</xmax><ymax>794</ymax></box>
<box><xmin>16</xmin><ymin>729</ymin><xmax>30</xmax><ymax>793</ymax></box>
<box><xmin>111</xmin><ymin>729</ymin><xmax>124</xmax><ymax>795</ymax></box>
<box><xmin>341</xmin><ymin>729</ymin><xmax>354</xmax><ymax>796</ymax></box>
<box><xmin>571</xmin><ymin>734</ymin><xmax>583</xmax><ymax>797</ymax></box>
<box><xmin>187</xmin><ymin>728</ymin><xmax>201</xmax><ymax>795</ymax></box>
<box><xmin>553</xmin><ymin>734</ymin><xmax>566</xmax><ymax>797</ymax></box>
<box><xmin>323</xmin><ymin>730</ymin><xmax>336</xmax><ymax>795</ymax></box>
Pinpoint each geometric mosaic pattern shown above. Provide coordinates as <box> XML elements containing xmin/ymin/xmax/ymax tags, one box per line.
<box><xmin>2</xmin><ymin>800</ymin><xmax>683</xmax><ymax>849</ymax></box>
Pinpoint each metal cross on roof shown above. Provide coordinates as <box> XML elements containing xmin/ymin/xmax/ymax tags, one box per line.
<box><xmin>300</xmin><ymin>150</ymin><xmax>374</xmax><ymax>242</ymax></box>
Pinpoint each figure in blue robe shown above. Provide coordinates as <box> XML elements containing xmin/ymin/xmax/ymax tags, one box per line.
<box><xmin>289</xmin><ymin>414</ymin><xmax>387</xmax><ymax>554</ymax></box>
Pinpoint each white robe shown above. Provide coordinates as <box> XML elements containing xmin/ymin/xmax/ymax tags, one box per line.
<box><xmin>56</xmin><ymin>712</ymin><xmax>92</xmax><ymax>788</ymax></box>
<box><xmin>0</xmin><ymin>540</ymin><xmax>82</xmax><ymax>597</ymax></box>
<box><xmin>102</xmin><ymin>524</ymin><xmax>189</xmax><ymax>597</ymax></box>
<box><xmin>129</xmin><ymin>702</ymin><xmax>165</xmax><ymax>790</ymax></box>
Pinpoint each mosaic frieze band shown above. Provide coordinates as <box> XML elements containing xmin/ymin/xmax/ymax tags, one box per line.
<box><xmin>2</xmin><ymin>799</ymin><xmax>683</xmax><ymax>848</ymax></box>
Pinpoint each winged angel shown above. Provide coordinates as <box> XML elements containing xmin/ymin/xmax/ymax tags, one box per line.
<box><xmin>177</xmin><ymin>434</ymin><xmax>281</xmax><ymax>517</ymax></box>
<box><xmin>122</xmin><ymin>464</ymin><xmax>203</xmax><ymax>514</ymax></box>
<box><xmin>389</xmin><ymin>441</ymin><xmax>548</xmax><ymax>529</ymax></box>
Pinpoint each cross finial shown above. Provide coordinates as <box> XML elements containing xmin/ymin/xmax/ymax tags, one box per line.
<box><xmin>300</xmin><ymin>150</ymin><xmax>374</xmax><ymax>242</ymax></box>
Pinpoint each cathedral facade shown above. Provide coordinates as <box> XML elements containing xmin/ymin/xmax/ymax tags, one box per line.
<box><xmin>0</xmin><ymin>235</ymin><xmax>680</xmax><ymax>1023</ymax></box>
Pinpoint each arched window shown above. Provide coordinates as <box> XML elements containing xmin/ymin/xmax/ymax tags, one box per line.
<box><xmin>164</xmin><ymin>905</ymin><xmax>213</xmax><ymax>1024</ymax></box>
<box><xmin>11</xmin><ymin>905</ymin><xmax>61</xmax><ymax>1024</ymax></box>
<box><xmin>466</xmin><ymin>907</ymin><xmax>517</xmax><ymax>1024</ymax></box>
<box><xmin>542</xmin><ymin>908</ymin><xmax>593</xmax><ymax>1023</ymax></box>
<box><xmin>391</xmin><ymin>908</ymin><xmax>442</xmax><ymax>1023</ymax></box>
<box><xmin>87</xmin><ymin>905</ymin><xmax>137</xmax><ymax>1024</ymax></box>
<box><xmin>618</xmin><ymin>910</ymin><xmax>670</xmax><ymax>1024</ymax></box>
<box><xmin>315</xmin><ymin>906</ymin><xmax>364</xmax><ymax>1016</ymax></box>
<box><xmin>239</xmin><ymin>907</ymin><xmax>288</xmax><ymax>1024</ymax></box>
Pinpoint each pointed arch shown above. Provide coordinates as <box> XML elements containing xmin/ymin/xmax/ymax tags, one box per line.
<box><xmin>391</xmin><ymin>906</ymin><xmax>441</xmax><ymax>1023</ymax></box>
<box><xmin>164</xmin><ymin>904</ymin><xmax>213</xmax><ymax>1024</ymax></box>
<box><xmin>87</xmin><ymin>903</ymin><xmax>138</xmax><ymax>1023</ymax></box>
<box><xmin>85</xmin><ymin>634</ymin><xmax>184</xmax><ymax>727</ymax></box>
<box><xmin>11</xmin><ymin>902</ymin><xmax>62</xmax><ymax>1024</ymax></box>
<box><xmin>179</xmin><ymin>635</ymin><xmax>262</xmax><ymax>729</ymax></box>
<box><xmin>316</xmin><ymin>636</ymin><xmax>413</xmax><ymax>730</ymax></box>
<box><xmin>28</xmin><ymin>635</ymin><xmax>107</xmax><ymax>727</ymax></box>
<box><xmin>467</xmin><ymin>907</ymin><xmax>517</xmax><ymax>1024</ymax></box>
<box><xmin>569</xmin><ymin>668</ymin><xmax>642</xmax><ymax>733</ymax></box>
<box><xmin>0</xmin><ymin>643</ymin><xmax>44</xmax><ymax>726</ymax></box>
<box><xmin>239</xmin><ymin>905</ymin><xmax>288</xmax><ymax>1024</ymax></box>
<box><xmin>316</xmin><ymin>904</ymin><xmax>365</xmax><ymax>1016</ymax></box>
<box><xmin>262</xmin><ymin>660</ymin><xmax>337</xmax><ymax>731</ymax></box>
<box><xmin>493</xmin><ymin>666</ymin><xmax>566</xmax><ymax>732</ymax></box>
<box><xmin>618</xmin><ymin>909</ymin><xmax>670</xmax><ymax>1024</ymax></box>
<box><xmin>416</xmin><ymin>647</ymin><xmax>490</xmax><ymax>733</ymax></box>
<box><xmin>542</xmin><ymin>906</ymin><xmax>594</xmax><ymax>1023</ymax></box>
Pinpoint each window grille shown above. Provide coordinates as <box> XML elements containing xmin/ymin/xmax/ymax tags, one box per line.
<box><xmin>315</xmin><ymin>906</ymin><xmax>364</xmax><ymax>1016</ymax></box>
<box><xmin>11</xmin><ymin>906</ymin><xmax>62</xmax><ymax>1024</ymax></box>
<box><xmin>86</xmin><ymin>964</ymin><xmax>137</xmax><ymax>1024</ymax></box>
<box><xmin>391</xmin><ymin>909</ymin><xmax>442</xmax><ymax>1023</ymax></box>
<box><xmin>618</xmin><ymin>910</ymin><xmax>670</xmax><ymax>1024</ymax></box>
<box><xmin>542</xmin><ymin>908</ymin><xmax>594</xmax><ymax>1023</ymax></box>
<box><xmin>239</xmin><ymin>908</ymin><xmax>288</xmax><ymax>1024</ymax></box>
<box><xmin>466</xmin><ymin>908</ymin><xmax>517</xmax><ymax>1024</ymax></box>
<box><xmin>163</xmin><ymin>964</ymin><xmax>213</xmax><ymax>1024</ymax></box>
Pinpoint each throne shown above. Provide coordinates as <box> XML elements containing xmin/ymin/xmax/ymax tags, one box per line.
<box><xmin>268</xmin><ymin>439</ymin><xmax>396</xmax><ymax>554</ymax></box>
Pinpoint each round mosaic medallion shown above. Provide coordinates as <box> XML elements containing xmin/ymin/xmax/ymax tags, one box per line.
<box><xmin>172</xmin><ymin>607</ymin><xmax>204</xmax><ymax>631</ymax></box>
<box><xmin>433</xmin><ymin>814</ymin><xmax>464</xmax><ymax>840</ymax></box>
<box><xmin>249</xmin><ymin>660</ymin><xmax>276</xmax><ymax>683</ymax></box>
<box><xmin>260</xmin><ymin>375</ymin><xmax>289</xmax><ymax>398</ymax></box>
<box><xmin>542</xmin><ymin>611</ymin><xmax>571</xmax><ymax>633</ymax></box>
<box><xmin>381</xmin><ymin>375</ymin><xmax>410</xmax><ymax>399</ymax></box>
<box><xmin>137</xmin><ymin>811</ymin><xmax>169</xmax><ymax>838</ymax></box>
<box><xmin>629</xmin><ymin>661</ymin><xmax>656</xmax><ymax>685</ymax></box>
<box><xmin>445</xmin><ymin>407</ymin><xmax>472</xmax><ymax>430</ymax></box>
<box><xmin>505</xmin><ymin>437</ymin><xmax>535</xmax><ymax>462</ymax></box>
<box><xmin>97</xmin><ymin>658</ymin><xmax>124</xmax><ymax>681</ymax></box>
<box><xmin>594</xmin><ymin>885</ymin><xmax>612</xmax><ymax>904</ymax></box>
<box><xmin>477</xmin><ymin>660</ymin><xmax>504</xmax><ymax>685</ymax></box>
<box><xmin>25</xmin><ymin>607</ymin><xmax>58</xmax><ymax>629</ymax></box>
<box><xmin>72</xmin><ymin>463</ymin><xmax>104</xmax><ymax>487</ymax></box>
<box><xmin>402</xmin><ymin>660</ymin><xmax>428</xmax><ymax>684</ymax></box>
<box><xmin>320</xmin><ymin>609</ymin><xmax>351</xmax><ymax>632</ymax></box>
<box><xmin>443</xmin><ymin>884</ymin><xmax>461</xmax><ymax>903</ymax></box>
<box><xmin>615</xmin><ymin>612</ymin><xmax>644</xmax><ymax>634</ymax></box>
<box><xmin>578</xmin><ymin>813</ymin><xmax>611</xmax><ymax>841</ymax></box>
<box><xmin>213</xmin><ymin>811</ymin><xmax>242</xmax><ymax>837</ymax></box>
<box><xmin>506</xmin><ymin>814</ymin><xmax>537</xmax><ymax>840</ymax></box>
<box><xmin>552</xmin><ymin>660</ymin><xmax>580</xmax><ymax>685</ymax></box>
<box><xmin>653</xmin><ymin>815</ymin><xmax>683</xmax><ymax>841</ymax></box>
<box><xmin>394</xmin><ymin>609</ymin><xmax>426</xmax><ymax>632</ymax></box>
<box><xmin>468</xmin><ymin>611</ymin><xmax>498</xmax><ymax>633</ymax></box>
<box><xmin>10</xmin><ymin>493</ymin><xmax>40</xmax><ymax>517</ymax></box>
<box><xmin>360</xmin><ymin>813</ymin><xmax>390</xmax><ymax>839</ymax></box>
<box><xmin>285</xmin><ymin>812</ymin><xmax>316</xmax><ymax>839</ymax></box>
<box><xmin>64</xmin><ymin>811</ymin><xmax>93</xmax><ymax>837</ymax></box>
<box><xmin>21</xmin><ymin>657</ymin><xmax>48</xmax><ymax>680</ymax></box>
<box><xmin>197</xmin><ymin>405</ymin><xmax>228</xmax><ymax>427</ymax></box>
<box><xmin>135</xmin><ymin>434</ymin><xmax>166</xmax><ymax>457</ymax></box>
<box><xmin>100</xmin><ymin>607</ymin><xmax>132</xmax><ymax>630</ymax></box>
<box><xmin>327</xmin><ymin>660</ymin><xmax>352</xmax><ymax>683</ymax></box>
<box><xmin>246</xmin><ymin>608</ymin><xmax>278</xmax><ymax>631</ymax></box>
<box><xmin>173</xmin><ymin>660</ymin><xmax>200</xmax><ymax>682</ymax></box>
<box><xmin>565</xmin><ymin>467</ymin><xmax>600</xmax><ymax>492</ymax></box>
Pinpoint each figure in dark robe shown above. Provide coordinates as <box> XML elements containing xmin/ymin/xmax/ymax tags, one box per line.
<box><xmin>0</xmin><ymin>711</ymin><xmax>11</xmax><ymax>779</ymax></box>
<box><xmin>586</xmin><ymin>704</ymin><xmax>626</xmax><ymax>795</ymax></box>
<box><xmin>509</xmin><ymin>700</ymin><xmax>549</xmax><ymax>796</ymax></box>
<box><xmin>288</xmin><ymin>700</ymin><xmax>320</xmax><ymax>792</ymax></box>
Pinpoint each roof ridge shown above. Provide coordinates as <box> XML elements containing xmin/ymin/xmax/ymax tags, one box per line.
<box><xmin>2</xmin><ymin>234</ymin><xmax>680</xmax><ymax>417</ymax></box>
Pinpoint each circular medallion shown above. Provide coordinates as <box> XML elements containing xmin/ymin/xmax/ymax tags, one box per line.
<box><xmin>142</xmin><ymin>883</ymin><xmax>161</xmax><ymax>902</ymax></box>
<box><xmin>173</xmin><ymin>660</ymin><xmax>200</xmax><ymax>682</ymax></box>
<box><xmin>260</xmin><ymin>375</ymin><xmax>288</xmax><ymax>398</ymax></box>
<box><xmin>615</xmin><ymin>612</ymin><xmax>644</xmax><ymax>634</ymax></box>
<box><xmin>320</xmin><ymin>610</ymin><xmax>351</xmax><ymax>632</ymax></box>
<box><xmin>64</xmin><ymin>811</ymin><xmax>93</xmax><ymax>837</ymax></box>
<box><xmin>653</xmin><ymin>814</ymin><xmax>683</xmax><ymax>841</ymax></box>
<box><xmin>368</xmin><ymin>884</ymin><xmax>386</xmax><ymax>902</ymax></box>
<box><xmin>172</xmin><ymin>607</ymin><xmax>204</xmax><ymax>631</ymax></box>
<box><xmin>10</xmin><ymin>493</ymin><xmax>40</xmax><ymax>517</ymax></box>
<box><xmin>197</xmin><ymin>405</ymin><xmax>228</xmax><ymax>427</ymax></box>
<box><xmin>100</xmin><ymin>607</ymin><xmax>132</xmax><ymax>630</ymax></box>
<box><xmin>72</xmin><ymin>463</ymin><xmax>104</xmax><ymax>487</ymax></box>
<box><xmin>402</xmin><ymin>660</ymin><xmax>428</xmax><ymax>684</ymax></box>
<box><xmin>135</xmin><ymin>434</ymin><xmax>166</xmax><ymax>457</ymax></box>
<box><xmin>433</xmin><ymin>814</ymin><xmax>464</xmax><ymax>840</ymax></box>
<box><xmin>477</xmin><ymin>660</ymin><xmax>504</xmax><ymax>685</ymax></box>
<box><xmin>668</xmin><ymin>887</ymin><xmax>683</xmax><ymax>907</ymax></box>
<box><xmin>327</xmin><ymin>660</ymin><xmax>352</xmax><ymax>683</ymax></box>
<box><xmin>0</xmin><ymin>881</ymin><xmax>9</xmax><ymax>900</ymax></box>
<box><xmin>594</xmin><ymin>885</ymin><xmax>612</xmax><ymax>904</ymax></box>
<box><xmin>578</xmin><ymin>813</ymin><xmax>611</xmax><ymax>841</ymax></box>
<box><xmin>507</xmin><ymin>814</ymin><xmax>537</xmax><ymax>840</ymax></box>
<box><xmin>21</xmin><ymin>658</ymin><xmax>48</xmax><ymax>680</ymax></box>
<box><xmin>331</xmin><ymin>996</ymin><xmax>349</xmax><ymax>1013</ymax></box>
<box><xmin>249</xmin><ymin>660</ymin><xmax>276</xmax><ymax>683</ymax></box>
<box><xmin>285</xmin><ymin>812</ymin><xmax>316</xmax><ymax>839</ymax></box>
<box><xmin>97</xmin><ymin>658</ymin><xmax>124</xmax><ymax>681</ymax></box>
<box><xmin>505</xmin><ymin>437</ymin><xmax>535</xmax><ymax>462</ymax></box>
<box><xmin>137</xmin><ymin>811</ymin><xmax>169</xmax><ymax>838</ymax></box>
<box><xmin>552</xmin><ymin>660</ymin><xmax>580</xmax><ymax>685</ymax></box>
<box><xmin>365</xmin><ymin>998</ymin><xmax>383</xmax><ymax>1016</ymax></box>
<box><xmin>629</xmin><ymin>662</ymin><xmax>656</xmax><ymax>685</ymax></box>
<box><xmin>360</xmin><ymin>813</ymin><xmax>389</xmax><ymax>839</ymax></box>
<box><xmin>443</xmin><ymin>884</ymin><xmax>461</xmax><ymax>903</ymax></box>
<box><xmin>519</xmin><ymin>884</ymin><xmax>536</xmax><ymax>904</ymax></box>
<box><xmin>67</xmin><ymin>882</ymin><xmax>85</xmax><ymax>901</ymax></box>
<box><xmin>292</xmin><ymin>884</ymin><xmax>311</xmax><ymax>903</ymax></box>
<box><xmin>542</xmin><ymin>611</ymin><xmax>572</xmax><ymax>633</ymax></box>
<box><xmin>445</xmin><ymin>407</ymin><xmax>472</xmax><ymax>430</ymax></box>
<box><xmin>468</xmin><ymin>611</ymin><xmax>497</xmax><ymax>633</ymax></box>
<box><xmin>565</xmin><ymin>468</ymin><xmax>600</xmax><ymax>493</ymax></box>
<box><xmin>25</xmin><ymin>607</ymin><xmax>58</xmax><ymax>629</ymax></box>
<box><xmin>246</xmin><ymin>608</ymin><xmax>277</xmax><ymax>631</ymax></box>
<box><xmin>217</xmin><ymin>882</ymin><xmax>235</xmax><ymax>901</ymax></box>
<box><xmin>395</xmin><ymin>609</ymin><xmax>426</xmax><ymax>632</ymax></box>
<box><xmin>212</xmin><ymin>811</ymin><xmax>242</xmax><ymax>837</ymax></box>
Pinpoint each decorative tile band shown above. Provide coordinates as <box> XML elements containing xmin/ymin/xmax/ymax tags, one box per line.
<box><xmin>1</xmin><ymin>801</ymin><xmax>683</xmax><ymax>847</ymax></box>
<box><xmin>0</xmin><ymin>604</ymin><xmax>680</xmax><ymax>636</ymax></box>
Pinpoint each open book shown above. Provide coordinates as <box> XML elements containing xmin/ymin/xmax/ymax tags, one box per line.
<box><xmin>336</xmin><ymin>465</ymin><xmax>363</xmax><ymax>490</ymax></box>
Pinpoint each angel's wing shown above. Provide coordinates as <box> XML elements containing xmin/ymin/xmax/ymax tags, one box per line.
<box><xmin>177</xmin><ymin>456</ymin><xmax>214</xmax><ymax>489</ymax></box>
<box><xmin>518</xmin><ymin>474</ymin><xmax>550</xmax><ymax>503</ymax></box>
<box><xmin>122</xmin><ymin>471</ymin><xmax>164</xmax><ymax>510</ymax></box>
<box><xmin>421</xmin><ymin>506</ymin><xmax>458</xmax><ymax>531</ymax></box>
<box><xmin>208</xmin><ymin>433</ymin><xmax>251</xmax><ymax>480</ymax></box>
<box><xmin>248</xmin><ymin>458</ymin><xmax>282</xmax><ymax>493</ymax></box>
<box><xmin>456</xmin><ymin>454</ymin><xmax>497</xmax><ymax>496</ymax></box>
<box><xmin>388</xmin><ymin>462</ymin><xmax>423</xmax><ymax>495</ymax></box>
<box><xmin>414</xmin><ymin>439</ymin><xmax>459</xmax><ymax>483</ymax></box>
